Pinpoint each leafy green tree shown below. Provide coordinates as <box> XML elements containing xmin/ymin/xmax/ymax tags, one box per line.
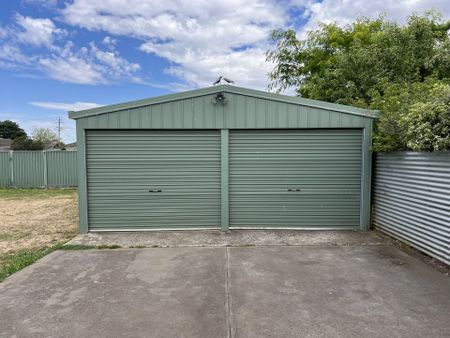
<box><xmin>402</xmin><ymin>82</ymin><xmax>450</xmax><ymax>151</ymax></box>
<box><xmin>0</xmin><ymin>120</ymin><xmax>27</xmax><ymax>140</ymax></box>
<box><xmin>10</xmin><ymin>128</ymin><xmax>65</xmax><ymax>150</ymax></box>
<box><xmin>267</xmin><ymin>12</ymin><xmax>449</xmax><ymax>106</ymax></box>
<box><xmin>266</xmin><ymin>12</ymin><xmax>450</xmax><ymax>152</ymax></box>
<box><xmin>32</xmin><ymin>128</ymin><xmax>58</xmax><ymax>144</ymax></box>
<box><xmin>32</xmin><ymin>127</ymin><xmax>67</xmax><ymax>149</ymax></box>
<box><xmin>10</xmin><ymin>136</ymin><xmax>44</xmax><ymax>150</ymax></box>
<box><xmin>370</xmin><ymin>79</ymin><xmax>447</xmax><ymax>151</ymax></box>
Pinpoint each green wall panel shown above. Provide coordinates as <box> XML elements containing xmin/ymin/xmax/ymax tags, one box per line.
<box><xmin>12</xmin><ymin>151</ymin><xmax>45</xmax><ymax>188</ymax></box>
<box><xmin>0</xmin><ymin>151</ymin><xmax>78</xmax><ymax>188</ymax></box>
<box><xmin>46</xmin><ymin>151</ymin><xmax>78</xmax><ymax>187</ymax></box>
<box><xmin>79</xmin><ymin>92</ymin><xmax>371</xmax><ymax>131</ymax></box>
<box><xmin>0</xmin><ymin>152</ymin><xmax>10</xmax><ymax>187</ymax></box>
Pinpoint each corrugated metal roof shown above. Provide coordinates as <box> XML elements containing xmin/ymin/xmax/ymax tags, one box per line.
<box><xmin>68</xmin><ymin>85</ymin><xmax>380</xmax><ymax>120</ymax></box>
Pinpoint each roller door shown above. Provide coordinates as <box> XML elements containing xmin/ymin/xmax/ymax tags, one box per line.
<box><xmin>229</xmin><ymin>129</ymin><xmax>362</xmax><ymax>228</ymax></box>
<box><xmin>86</xmin><ymin>130</ymin><xmax>221</xmax><ymax>230</ymax></box>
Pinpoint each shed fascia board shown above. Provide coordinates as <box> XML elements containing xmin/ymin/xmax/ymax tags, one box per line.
<box><xmin>68</xmin><ymin>85</ymin><xmax>380</xmax><ymax>120</ymax></box>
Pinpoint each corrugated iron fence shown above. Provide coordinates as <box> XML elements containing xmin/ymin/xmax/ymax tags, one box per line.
<box><xmin>372</xmin><ymin>151</ymin><xmax>450</xmax><ymax>265</ymax></box>
<box><xmin>0</xmin><ymin>151</ymin><xmax>77</xmax><ymax>188</ymax></box>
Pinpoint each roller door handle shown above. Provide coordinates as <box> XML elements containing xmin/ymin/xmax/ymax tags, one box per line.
<box><xmin>287</xmin><ymin>188</ymin><xmax>301</xmax><ymax>192</ymax></box>
<box><xmin>149</xmin><ymin>189</ymin><xmax>162</xmax><ymax>193</ymax></box>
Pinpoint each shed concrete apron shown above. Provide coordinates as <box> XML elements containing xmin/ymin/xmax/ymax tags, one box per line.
<box><xmin>85</xmin><ymin>130</ymin><xmax>221</xmax><ymax>230</ymax></box>
<box><xmin>229</xmin><ymin>129</ymin><xmax>362</xmax><ymax>228</ymax></box>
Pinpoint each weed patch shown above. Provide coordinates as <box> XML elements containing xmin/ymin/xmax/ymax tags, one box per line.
<box><xmin>0</xmin><ymin>246</ymin><xmax>57</xmax><ymax>282</ymax></box>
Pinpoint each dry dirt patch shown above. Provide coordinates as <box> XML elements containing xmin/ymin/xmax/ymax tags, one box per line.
<box><xmin>0</xmin><ymin>190</ymin><xmax>78</xmax><ymax>255</ymax></box>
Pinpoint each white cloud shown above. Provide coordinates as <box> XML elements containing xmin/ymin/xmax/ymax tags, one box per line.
<box><xmin>1</xmin><ymin>1</ymin><xmax>449</xmax><ymax>89</ymax></box>
<box><xmin>39</xmin><ymin>55</ymin><xmax>106</xmax><ymax>84</ymax></box>
<box><xmin>38</xmin><ymin>41</ymin><xmax>141</xmax><ymax>84</ymax></box>
<box><xmin>89</xmin><ymin>42</ymin><xmax>140</xmax><ymax>77</ymax></box>
<box><xmin>0</xmin><ymin>26</ymin><xmax>7</xmax><ymax>39</ymax></box>
<box><xmin>61</xmin><ymin>0</ymin><xmax>285</xmax><ymax>89</ymax></box>
<box><xmin>60</xmin><ymin>0</ymin><xmax>450</xmax><ymax>90</ymax></box>
<box><xmin>15</xmin><ymin>14</ymin><xmax>65</xmax><ymax>47</ymax></box>
<box><xmin>102</xmin><ymin>36</ymin><xmax>117</xmax><ymax>47</ymax></box>
<box><xmin>39</xmin><ymin>44</ymin><xmax>140</xmax><ymax>84</ymax></box>
<box><xmin>161</xmin><ymin>47</ymin><xmax>273</xmax><ymax>88</ymax></box>
<box><xmin>0</xmin><ymin>13</ymin><xmax>142</xmax><ymax>85</ymax></box>
<box><xmin>295</xmin><ymin>0</ymin><xmax>450</xmax><ymax>38</ymax></box>
<box><xmin>0</xmin><ymin>44</ymin><xmax>33</xmax><ymax>67</ymax></box>
<box><xmin>29</xmin><ymin>101</ymin><xmax>103</xmax><ymax>111</ymax></box>
<box><xmin>0</xmin><ymin>27</ymin><xmax>141</xmax><ymax>85</ymax></box>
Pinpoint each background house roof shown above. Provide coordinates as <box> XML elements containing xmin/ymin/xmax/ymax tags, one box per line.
<box><xmin>0</xmin><ymin>138</ymin><xmax>12</xmax><ymax>151</ymax></box>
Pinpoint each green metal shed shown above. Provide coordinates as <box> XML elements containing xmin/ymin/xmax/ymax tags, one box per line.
<box><xmin>69</xmin><ymin>85</ymin><xmax>379</xmax><ymax>233</ymax></box>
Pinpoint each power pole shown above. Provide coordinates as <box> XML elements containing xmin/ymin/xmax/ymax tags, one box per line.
<box><xmin>56</xmin><ymin>117</ymin><xmax>63</xmax><ymax>140</ymax></box>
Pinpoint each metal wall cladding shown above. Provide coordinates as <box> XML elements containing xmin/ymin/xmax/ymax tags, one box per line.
<box><xmin>0</xmin><ymin>152</ymin><xmax>10</xmax><ymax>186</ymax></box>
<box><xmin>46</xmin><ymin>151</ymin><xmax>77</xmax><ymax>187</ymax></box>
<box><xmin>372</xmin><ymin>152</ymin><xmax>450</xmax><ymax>265</ymax></box>
<box><xmin>0</xmin><ymin>151</ymin><xmax>77</xmax><ymax>188</ymax></box>
<box><xmin>12</xmin><ymin>151</ymin><xmax>45</xmax><ymax>188</ymax></box>
<box><xmin>77</xmin><ymin>93</ymin><xmax>372</xmax><ymax>131</ymax></box>
<box><xmin>72</xmin><ymin>87</ymin><xmax>376</xmax><ymax>233</ymax></box>
<box><xmin>229</xmin><ymin>129</ymin><xmax>362</xmax><ymax>228</ymax></box>
<box><xmin>85</xmin><ymin>130</ymin><xmax>221</xmax><ymax>230</ymax></box>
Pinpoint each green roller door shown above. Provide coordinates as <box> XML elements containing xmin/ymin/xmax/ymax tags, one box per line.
<box><xmin>229</xmin><ymin>129</ymin><xmax>362</xmax><ymax>228</ymax></box>
<box><xmin>86</xmin><ymin>130</ymin><xmax>221</xmax><ymax>230</ymax></box>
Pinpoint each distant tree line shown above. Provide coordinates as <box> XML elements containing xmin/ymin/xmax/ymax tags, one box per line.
<box><xmin>0</xmin><ymin>120</ymin><xmax>65</xmax><ymax>150</ymax></box>
<box><xmin>266</xmin><ymin>11</ymin><xmax>450</xmax><ymax>152</ymax></box>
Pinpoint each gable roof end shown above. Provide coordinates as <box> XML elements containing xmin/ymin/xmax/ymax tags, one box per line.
<box><xmin>68</xmin><ymin>85</ymin><xmax>380</xmax><ymax>120</ymax></box>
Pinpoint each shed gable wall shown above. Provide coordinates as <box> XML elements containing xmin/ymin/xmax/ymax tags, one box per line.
<box><xmin>78</xmin><ymin>93</ymin><xmax>371</xmax><ymax>130</ymax></box>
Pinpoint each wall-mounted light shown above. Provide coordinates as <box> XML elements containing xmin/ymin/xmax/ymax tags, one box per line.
<box><xmin>212</xmin><ymin>92</ymin><xmax>228</xmax><ymax>105</ymax></box>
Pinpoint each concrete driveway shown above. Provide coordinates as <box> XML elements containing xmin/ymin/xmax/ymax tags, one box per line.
<box><xmin>1</xmin><ymin>233</ymin><xmax>449</xmax><ymax>338</ymax></box>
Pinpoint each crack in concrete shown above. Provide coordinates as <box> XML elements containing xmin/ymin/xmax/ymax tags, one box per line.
<box><xmin>225</xmin><ymin>247</ymin><xmax>234</xmax><ymax>338</ymax></box>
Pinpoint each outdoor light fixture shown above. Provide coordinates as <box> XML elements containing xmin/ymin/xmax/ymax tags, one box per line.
<box><xmin>212</xmin><ymin>92</ymin><xmax>228</xmax><ymax>105</ymax></box>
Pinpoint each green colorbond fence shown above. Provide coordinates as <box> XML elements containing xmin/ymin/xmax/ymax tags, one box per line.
<box><xmin>0</xmin><ymin>151</ymin><xmax>77</xmax><ymax>188</ymax></box>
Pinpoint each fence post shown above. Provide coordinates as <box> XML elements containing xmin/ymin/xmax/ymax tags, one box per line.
<box><xmin>43</xmin><ymin>150</ymin><xmax>48</xmax><ymax>189</ymax></box>
<box><xmin>9</xmin><ymin>150</ymin><xmax>14</xmax><ymax>188</ymax></box>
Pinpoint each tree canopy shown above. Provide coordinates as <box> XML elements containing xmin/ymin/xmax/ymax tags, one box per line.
<box><xmin>0</xmin><ymin>120</ymin><xmax>27</xmax><ymax>140</ymax></box>
<box><xmin>266</xmin><ymin>11</ymin><xmax>450</xmax><ymax>152</ymax></box>
<box><xmin>32</xmin><ymin>128</ymin><xmax>58</xmax><ymax>144</ymax></box>
<box><xmin>11</xmin><ymin>137</ymin><xmax>44</xmax><ymax>150</ymax></box>
<box><xmin>31</xmin><ymin>128</ymin><xmax>65</xmax><ymax>150</ymax></box>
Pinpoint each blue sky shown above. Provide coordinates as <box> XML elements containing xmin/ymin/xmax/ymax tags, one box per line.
<box><xmin>0</xmin><ymin>0</ymin><xmax>449</xmax><ymax>142</ymax></box>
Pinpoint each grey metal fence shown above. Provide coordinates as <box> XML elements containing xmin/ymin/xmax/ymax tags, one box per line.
<box><xmin>0</xmin><ymin>151</ymin><xmax>78</xmax><ymax>188</ymax></box>
<box><xmin>372</xmin><ymin>151</ymin><xmax>450</xmax><ymax>265</ymax></box>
